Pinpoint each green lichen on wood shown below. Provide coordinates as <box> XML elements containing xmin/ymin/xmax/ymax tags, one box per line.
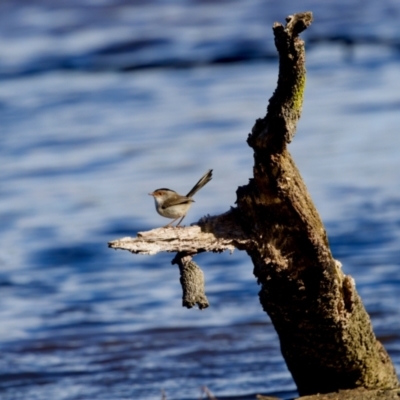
<box><xmin>293</xmin><ymin>73</ymin><xmax>306</xmax><ymax>115</ymax></box>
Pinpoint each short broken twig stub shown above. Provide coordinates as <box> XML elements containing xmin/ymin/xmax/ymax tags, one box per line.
<box><xmin>172</xmin><ymin>253</ymin><xmax>209</xmax><ymax>309</ymax></box>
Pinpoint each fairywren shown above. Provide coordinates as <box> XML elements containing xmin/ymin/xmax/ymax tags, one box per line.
<box><xmin>149</xmin><ymin>169</ymin><xmax>213</xmax><ymax>227</ymax></box>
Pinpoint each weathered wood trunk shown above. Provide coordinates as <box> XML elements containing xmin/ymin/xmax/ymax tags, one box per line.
<box><xmin>236</xmin><ymin>12</ymin><xmax>398</xmax><ymax>395</ymax></box>
<box><xmin>109</xmin><ymin>12</ymin><xmax>399</xmax><ymax>396</ymax></box>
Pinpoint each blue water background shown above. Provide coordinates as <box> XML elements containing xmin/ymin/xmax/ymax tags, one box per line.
<box><xmin>0</xmin><ymin>1</ymin><xmax>400</xmax><ymax>399</ymax></box>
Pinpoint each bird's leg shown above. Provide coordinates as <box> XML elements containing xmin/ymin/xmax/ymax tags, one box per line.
<box><xmin>176</xmin><ymin>215</ymin><xmax>186</xmax><ymax>227</ymax></box>
<box><xmin>163</xmin><ymin>217</ymin><xmax>179</xmax><ymax>228</ymax></box>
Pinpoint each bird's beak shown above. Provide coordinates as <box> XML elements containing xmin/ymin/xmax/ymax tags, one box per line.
<box><xmin>148</xmin><ymin>193</ymin><xmax>153</xmax><ymax>196</ymax></box>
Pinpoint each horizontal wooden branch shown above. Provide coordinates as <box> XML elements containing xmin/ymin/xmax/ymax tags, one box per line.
<box><xmin>108</xmin><ymin>212</ymin><xmax>251</xmax><ymax>311</ymax></box>
<box><xmin>108</xmin><ymin>211</ymin><xmax>252</xmax><ymax>255</ymax></box>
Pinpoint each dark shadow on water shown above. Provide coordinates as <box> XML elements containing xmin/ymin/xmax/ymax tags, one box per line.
<box><xmin>33</xmin><ymin>242</ymin><xmax>106</xmax><ymax>269</ymax></box>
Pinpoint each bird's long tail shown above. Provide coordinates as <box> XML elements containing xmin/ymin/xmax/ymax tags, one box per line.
<box><xmin>186</xmin><ymin>169</ymin><xmax>213</xmax><ymax>198</ymax></box>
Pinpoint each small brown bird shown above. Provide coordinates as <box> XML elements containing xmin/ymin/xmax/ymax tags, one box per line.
<box><xmin>149</xmin><ymin>169</ymin><xmax>213</xmax><ymax>227</ymax></box>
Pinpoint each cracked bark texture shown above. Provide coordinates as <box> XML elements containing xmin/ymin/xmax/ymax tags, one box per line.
<box><xmin>237</xmin><ymin>12</ymin><xmax>398</xmax><ymax>395</ymax></box>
